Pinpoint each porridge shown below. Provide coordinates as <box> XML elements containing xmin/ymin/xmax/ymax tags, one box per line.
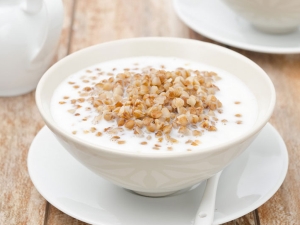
<box><xmin>51</xmin><ymin>56</ymin><xmax>258</xmax><ymax>152</ymax></box>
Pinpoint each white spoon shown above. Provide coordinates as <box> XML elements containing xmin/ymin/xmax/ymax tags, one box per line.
<box><xmin>194</xmin><ymin>171</ymin><xmax>222</xmax><ymax>225</ymax></box>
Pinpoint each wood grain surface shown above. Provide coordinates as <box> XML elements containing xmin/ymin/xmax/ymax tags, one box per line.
<box><xmin>0</xmin><ymin>0</ymin><xmax>299</xmax><ymax>224</ymax></box>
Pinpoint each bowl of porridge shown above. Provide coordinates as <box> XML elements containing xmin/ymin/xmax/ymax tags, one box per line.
<box><xmin>36</xmin><ymin>38</ymin><xmax>275</xmax><ymax>197</ymax></box>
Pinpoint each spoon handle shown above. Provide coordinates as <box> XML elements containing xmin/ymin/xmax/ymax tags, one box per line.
<box><xmin>194</xmin><ymin>171</ymin><xmax>222</xmax><ymax>225</ymax></box>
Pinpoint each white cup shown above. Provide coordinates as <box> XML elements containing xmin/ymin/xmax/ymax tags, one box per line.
<box><xmin>222</xmin><ymin>0</ymin><xmax>300</xmax><ymax>34</ymax></box>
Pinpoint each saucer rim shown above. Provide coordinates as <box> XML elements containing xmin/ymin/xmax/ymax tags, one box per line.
<box><xmin>173</xmin><ymin>0</ymin><xmax>300</xmax><ymax>54</ymax></box>
<box><xmin>27</xmin><ymin>123</ymin><xmax>289</xmax><ymax>225</ymax></box>
<box><xmin>214</xmin><ymin>123</ymin><xmax>289</xmax><ymax>224</ymax></box>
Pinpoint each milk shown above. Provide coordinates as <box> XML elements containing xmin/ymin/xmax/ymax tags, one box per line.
<box><xmin>51</xmin><ymin>56</ymin><xmax>258</xmax><ymax>153</ymax></box>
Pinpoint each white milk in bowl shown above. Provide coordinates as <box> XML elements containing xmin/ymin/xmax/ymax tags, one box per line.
<box><xmin>51</xmin><ymin>56</ymin><xmax>258</xmax><ymax>153</ymax></box>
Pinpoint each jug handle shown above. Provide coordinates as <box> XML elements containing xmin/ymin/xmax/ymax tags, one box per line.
<box><xmin>22</xmin><ymin>0</ymin><xmax>43</xmax><ymax>14</ymax></box>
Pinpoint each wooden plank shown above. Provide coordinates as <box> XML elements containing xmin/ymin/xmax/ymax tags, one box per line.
<box><xmin>52</xmin><ymin>0</ymin><xmax>76</xmax><ymax>61</ymax></box>
<box><xmin>69</xmin><ymin>0</ymin><xmax>189</xmax><ymax>53</ymax></box>
<box><xmin>0</xmin><ymin>92</ymin><xmax>45</xmax><ymax>225</ymax></box>
<box><xmin>224</xmin><ymin>211</ymin><xmax>257</xmax><ymax>225</ymax></box>
<box><xmin>254</xmin><ymin>53</ymin><xmax>300</xmax><ymax>224</ymax></box>
<box><xmin>45</xmin><ymin>205</ymin><xmax>87</xmax><ymax>225</ymax></box>
<box><xmin>0</xmin><ymin>0</ymin><xmax>73</xmax><ymax>224</ymax></box>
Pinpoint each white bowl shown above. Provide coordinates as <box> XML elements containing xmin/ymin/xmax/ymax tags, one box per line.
<box><xmin>222</xmin><ymin>0</ymin><xmax>300</xmax><ymax>34</ymax></box>
<box><xmin>36</xmin><ymin>38</ymin><xmax>275</xmax><ymax>197</ymax></box>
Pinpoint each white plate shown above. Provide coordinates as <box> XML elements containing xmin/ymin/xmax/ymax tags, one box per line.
<box><xmin>28</xmin><ymin>124</ymin><xmax>288</xmax><ymax>225</ymax></box>
<box><xmin>173</xmin><ymin>0</ymin><xmax>300</xmax><ymax>54</ymax></box>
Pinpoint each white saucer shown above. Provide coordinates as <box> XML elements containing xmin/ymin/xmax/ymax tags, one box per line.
<box><xmin>28</xmin><ymin>124</ymin><xmax>288</xmax><ymax>225</ymax></box>
<box><xmin>173</xmin><ymin>0</ymin><xmax>300</xmax><ymax>54</ymax></box>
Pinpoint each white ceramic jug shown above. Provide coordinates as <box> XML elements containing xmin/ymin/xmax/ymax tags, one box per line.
<box><xmin>0</xmin><ymin>0</ymin><xmax>63</xmax><ymax>96</ymax></box>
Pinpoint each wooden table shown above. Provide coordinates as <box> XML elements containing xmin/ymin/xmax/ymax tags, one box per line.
<box><xmin>1</xmin><ymin>1</ymin><xmax>299</xmax><ymax>224</ymax></box>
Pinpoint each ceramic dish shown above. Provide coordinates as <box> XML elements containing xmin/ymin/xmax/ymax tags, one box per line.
<box><xmin>27</xmin><ymin>124</ymin><xmax>288</xmax><ymax>225</ymax></box>
<box><xmin>173</xmin><ymin>0</ymin><xmax>300</xmax><ymax>54</ymax></box>
<box><xmin>35</xmin><ymin>37</ymin><xmax>275</xmax><ymax>196</ymax></box>
<box><xmin>221</xmin><ymin>0</ymin><xmax>300</xmax><ymax>34</ymax></box>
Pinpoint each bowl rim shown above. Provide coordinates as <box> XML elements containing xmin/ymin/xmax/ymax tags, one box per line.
<box><xmin>36</xmin><ymin>37</ymin><xmax>276</xmax><ymax>159</ymax></box>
